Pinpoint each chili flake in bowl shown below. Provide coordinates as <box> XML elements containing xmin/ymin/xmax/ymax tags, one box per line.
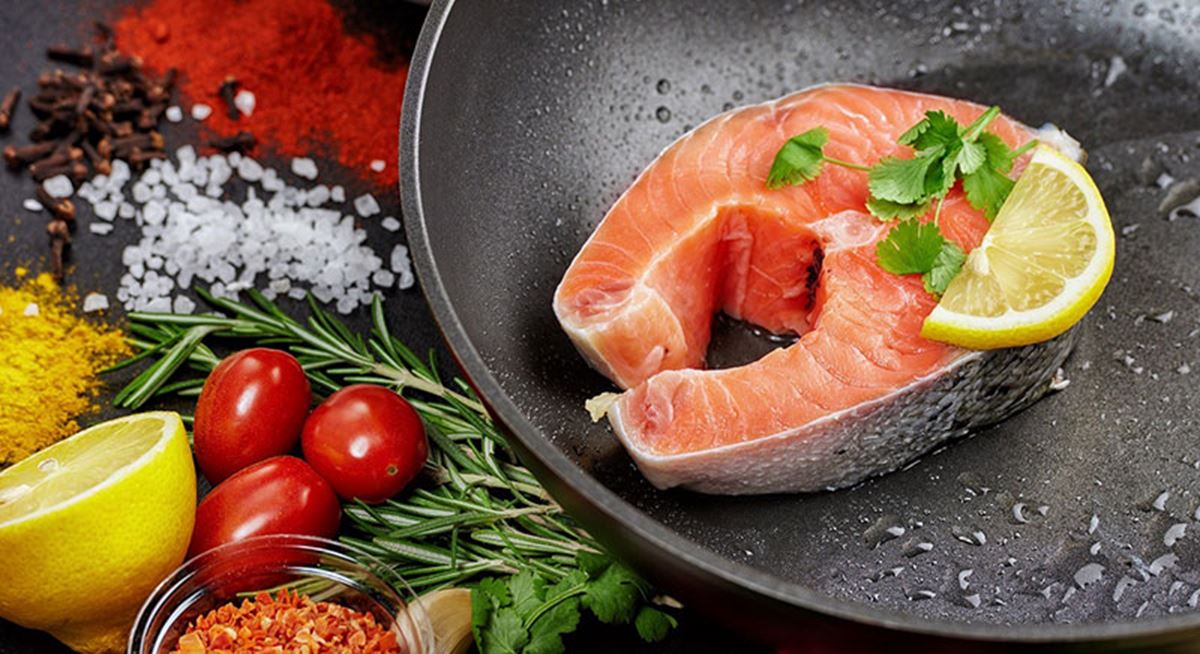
<box><xmin>171</xmin><ymin>590</ymin><xmax>399</xmax><ymax>653</ymax></box>
<box><xmin>128</xmin><ymin>535</ymin><xmax>432</xmax><ymax>654</ymax></box>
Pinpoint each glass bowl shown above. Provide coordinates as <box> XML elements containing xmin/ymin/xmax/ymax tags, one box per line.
<box><xmin>128</xmin><ymin>534</ymin><xmax>433</xmax><ymax>654</ymax></box>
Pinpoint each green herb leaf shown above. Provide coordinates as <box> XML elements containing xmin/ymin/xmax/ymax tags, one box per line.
<box><xmin>766</xmin><ymin>127</ymin><xmax>830</xmax><ymax>189</ymax></box>
<box><xmin>482</xmin><ymin>608</ymin><xmax>530</xmax><ymax>654</ymax></box>
<box><xmin>526</xmin><ymin>598</ymin><xmax>582</xmax><ymax>654</ymax></box>
<box><xmin>577</xmin><ymin>551</ymin><xmax>613</xmax><ymax>577</ymax></box>
<box><xmin>866</xmin><ymin>196</ymin><xmax>931</xmax><ymax>221</ymax></box>
<box><xmin>978</xmin><ymin>132</ymin><xmax>1016</xmax><ymax>173</ymax></box>
<box><xmin>922</xmin><ymin>241</ymin><xmax>966</xmax><ymax>295</ymax></box>
<box><xmin>634</xmin><ymin>607</ymin><xmax>679</xmax><ymax>643</ymax></box>
<box><xmin>955</xmin><ymin>139</ymin><xmax>987</xmax><ymax>176</ymax></box>
<box><xmin>962</xmin><ymin>164</ymin><xmax>1015</xmax><ymax>221</ymax></box>
<box><xmin>509</xmin><ymin>571</ymin><xmax>545</xmax><ymax>616</ymax></box>
<box><xmin>875</xmin><ymin>220</ymin><xmax>946</xmax><ymax>276</ymax></box>
<box><xmin>583</xmin><ymin>563</ymin><xmax>641</xmax><ymax>624</ymax></box>
<box><xmin>898</xmin><ymin>110</ymin><xmax>961</xmax><ymax>151</ymax></box>
<box><xmin>868</xmin><ymin>154</ymin><xmax>941</xmax><ymax>205</ymax></box>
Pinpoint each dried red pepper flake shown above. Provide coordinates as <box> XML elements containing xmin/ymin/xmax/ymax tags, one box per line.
<box><xmin>169</xmin><ymin>590</ymin><xmax>402</xmax><ymax>654</ymax></box>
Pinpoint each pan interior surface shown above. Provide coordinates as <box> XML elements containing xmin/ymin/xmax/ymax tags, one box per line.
<box><xmin>407</xmin><ymin>0</ymin><xmax>1200</xmax><ymax>637</ymax></box>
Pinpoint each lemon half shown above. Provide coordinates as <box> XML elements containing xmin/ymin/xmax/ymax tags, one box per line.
<box><xmin>922</xmin><ymin>146</ymin><xmax>1115</xmax><ymax>349</ymax></box>
<box><xmin>0</xmin><ymin>412</ymin><xmax>196</xmax><ymax>654</ymax></box>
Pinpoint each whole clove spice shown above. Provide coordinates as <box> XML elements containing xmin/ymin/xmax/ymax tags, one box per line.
<box><xmin>206</xmin><ymin>130</ymin><xmax>256</xmax><ymax>153</ymax></box>
<box><xmin>217</xmin><ymin>76</ymin><xmax>240</xmax><ymax>120</ymax></box>
<box><xmin>0</xmin><ymin>87</ymin><xmax>19</xmax><ymax>132</ymax></box>
<box><xmin>2</xmin><ymin>24</ymin><xmax>175</xmax><ymax>279</ymax></box>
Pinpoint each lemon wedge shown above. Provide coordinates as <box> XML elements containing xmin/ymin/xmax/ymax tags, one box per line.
<box><xmin>0</xmin><ymin>412</ymin><xmax>196</xmax><ymax>654</ymax></box>
<box><xmin>922</xmin><ymin>145</ymin><xmax>1115</xmax><ymax>349</ymax></box>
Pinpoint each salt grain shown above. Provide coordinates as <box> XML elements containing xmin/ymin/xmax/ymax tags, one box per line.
<box><xmin>42</xmin><ymin>175</ymin><xmax>74</xmax><ymax>198</ymax></box>
<box><xmin>234</xmin><ymin>90</ymin><xmax>256</xmax><ymax>117</ymax></box>
<box><xmin>391</xmin><ymin>244</ymin><xmax>415</xmax><ymax>289</ymax></box>
<box><xmin>381</xmin><ymin>217</ymin><xmax>401</xmax><ymax>232</ymax></box>
<box><xmin>75</xmin><ymin>147</ymin><xmax>411</xmax><ymax>313</ymax></box>
<box><xmin>89</xmin><ymin>222</ymin><xmax>114</xmax><ymax>235</ymax></box>
<box><xmin>82</xmin><ymin>293</ymin><xmax>109</xmax><ymax>313</ymax></box>
<box><xmin>22</xmin><ymin>303</ymin><xmax>38</xmax><ymax>317</ymax></box>
<box><xmin>191</xmin><ymin>103</ymin><xmax>213</xmax><ymax>121</ymax></box>
<box><xmin>370</xmin><ymin>159</ymin><xmax>386</xmax><ymax>172</ymax></box>
<box><xmin>22</xmin><ymin>198</ymin><xmax>43</xmax><ymax>212</ymax></box>
<box><xmin>237</xmin><ymin>157</ymin><xmax>264</xmax><ymax>182</ymax></box>
<box><xmin>291</xmin><ymin>158</ymin><xmax>318</xmax><ymax>180</ymax></box>
<box><xmin>354</xmin><ymin>193</ymin><xmax>381</xmax><ymax>217</ymax></box>
<box><xmin>165</xmin><ymin>105</ymin><xmax>183</xmax><ymax>123</ymax></box>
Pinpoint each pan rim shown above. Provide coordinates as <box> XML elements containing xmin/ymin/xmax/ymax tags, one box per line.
<box><xmin>399</xmin><ymin>0</ymin><xmax>1200</xmax><ymax>643</ymax></box>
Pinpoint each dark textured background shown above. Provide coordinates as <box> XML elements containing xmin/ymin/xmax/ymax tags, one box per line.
<box><xmin>0</xmin><ymin>1</ymin><xmax>761</xmax><ymax>652</ymax></box>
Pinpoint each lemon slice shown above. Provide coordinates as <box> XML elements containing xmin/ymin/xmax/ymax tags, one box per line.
<box><xmin>921</xmin><ymin>145</ymin><xmax>1115</xmax><ymax>349</ymax></box>
<box><xmin>0</xmin><ymin>412</ymin><xmax>196</xmax><ymax>654</ymax></box>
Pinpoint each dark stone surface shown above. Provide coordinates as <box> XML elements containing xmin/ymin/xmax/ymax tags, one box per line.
<box><xmin>0</xmin><ymin>1</ymin><xmax>761</xmax><ymax>652</ymax></box>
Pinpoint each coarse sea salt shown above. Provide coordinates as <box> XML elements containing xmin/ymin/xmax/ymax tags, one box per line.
<box><xmin>77</xmin><ymin>146</ymin><xmax>413</xmax><ymax>314</ymax></box>
<box><xmin>191</xmin><ymin>103</ymin><xmax>213</xmax><ymax>121</ymax></box>
<box><xmin>291</xmin><ymin>158</ymin><xmax>318</xmax><ymax>180</ymax></box>
<box><xmin>370</xmin><ymin>159</ymin><xmax>386</xmax><ymax>172</ymax></box>
<box><xmin>42</xmin><ymin>175</ymin><xmax>74</xmax><ymax>198</ymax></box>
<box><xmin>381</xmin><ymin>217</ymin><xmax>401</xmax><ymax>232</ymax></box>
<box><xmin>354</xmin><ymin>193</ymin><xmax>381</xmax><ymax>217</ymax></box>
<box><xmin>82</xmin><ymin>293</ymin><xmax>109</xmax><ymax>313</ymax></box>
<box><xmin>165</xmin><ymin>106</ymin><xmax>183</xmax><ymax>123</ymax></box>
<box><xmin>22</xmin><ymin>199</ymin><xmax>43</xmax><ymax>212</ymax></box>
<box><xmin>234</xmin><ymin>90</ymin><xmax>256</xmax><ymax>117</ymax></box>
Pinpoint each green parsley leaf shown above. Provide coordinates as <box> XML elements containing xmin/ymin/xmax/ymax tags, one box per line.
<box><xmin>978</xmin><ymin>132</ymin><xmax>1016</xmax><ymax>173</ymax></box>
<box><xmin>875</xmin><ymin>220</ymin><xmax>946</xmax><ymax>275</ymax></box>
<box><xmin>634</xmin><ymin>607</ymin><xmax>678</xmax><ymax>642</ymax></box>
<box><xmin>961</xmin><ymin>163</ymin><xmax>1015</xmax><ymax>221</ymax></box>
<box><xmin>481</xmin><ymin>608</ymin><xmax>530</xmax><ymax>654</ymax></box>
<box><xmin>583</xmin><ymin>563</ymin><xmax>641</xmax><ymax>624</ymax></box>
<box><xmin>526</xmin><ymin>598</ymin><xmax>582</xmax><ymax>654</ymax></box>
<box><xmin>898</xmin><ymin>110</ymin><xmax>961</xmax><ymax>151</ymax></box>
<box><xmin>473</xmin><ymin>577</ymin><xmax>513</xmax><ymax>642</ymax></box>
<box><xmin>766</xmin><ymin>127</ymin><xmax>829</xmax><ymax>189</ymax></box>
<box><xmin>509</xmin><ymin>571</ymin><xmax>545</xmax><ymax>616</ymax></box>
<box><xmin>922</xmin><ymin>241</ymin><xmax>966</xmax><ymax>295</ymax></box>
<box><xmin>576</xmin><ymin>551</ymin><xmax>613</xmax><ymax>578</ymax></box>
<box><xmin>955</xmin><ymin>139</ymin><xmax>987</xmax><ymax>176</ymax></box>
<box><xmin>868</xmin><ymin>154</ymin><xmax>940</xmax><ymax>204</ymax></box>
<box><xmin>866</xmin><ymin>196</ymin><xmax>931</xmax><ymax>221</ymax></box>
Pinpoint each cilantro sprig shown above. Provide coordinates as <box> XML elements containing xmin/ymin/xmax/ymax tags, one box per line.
<box><xmin>472</xmin><ymin>554</ymin><xmax>677</xmax><ymax>654</ymax></box>
<box><xmin>766</xmin><ymin>127</ymin><xmax>870</xmax><ymax>189</ymax></box>
<box><xmin>767</xmin><ymin>105</ymin><xmax>1036</xmax><ymax>295</ymax></box>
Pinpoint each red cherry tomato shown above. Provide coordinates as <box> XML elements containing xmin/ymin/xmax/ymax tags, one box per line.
<box><xmin>301</xmin><ymin>385</ymin><xmax>428</xmax><ymax>503</ymax></box>
<box><xmin>193</xmin><ymin>348</ymin><xmax>311</xmax><ymax>484</ymax></box>
<box><xmin>188</xmin><ymin>456</ymin><xmax>340</xmax><ymax>558</ymax></box>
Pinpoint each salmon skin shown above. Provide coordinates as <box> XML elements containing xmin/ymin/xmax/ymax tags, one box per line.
<box><xmin>553</xmin><ymin>84</ymin><xmax>1080</xmax><ymax>494</ymax></box>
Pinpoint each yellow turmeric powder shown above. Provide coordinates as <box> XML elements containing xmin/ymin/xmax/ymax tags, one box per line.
<box><xmin>0</xmin><ymin>272</ymin><xmax>130</xmax><ymax>464</ymax></box>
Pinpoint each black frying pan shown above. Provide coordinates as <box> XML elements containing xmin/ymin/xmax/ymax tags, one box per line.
<box><xmin>401</xmin><ymin>0</ymin><xmax>1200</xmax><ymax>649</ymax></box>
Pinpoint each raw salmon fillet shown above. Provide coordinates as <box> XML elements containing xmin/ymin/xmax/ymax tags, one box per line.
<box><xmin>554</xmin><ymin>84</ymin><xmax>1078</xmax><ymax>494</ymax></box>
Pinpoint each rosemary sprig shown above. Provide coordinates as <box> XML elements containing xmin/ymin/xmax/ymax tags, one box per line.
<box><xmin>112</xmin><ymin>289</ymin><xmax>676</xmax><ymax>651</ymax></box>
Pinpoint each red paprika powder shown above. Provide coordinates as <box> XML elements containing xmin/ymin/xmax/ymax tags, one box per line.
<box><xmin>114</xmin><ymin>0</ymin><xmax>409</xmax><ymax>188</ymax></box>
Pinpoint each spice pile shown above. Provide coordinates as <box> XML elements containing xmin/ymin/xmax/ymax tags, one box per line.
<box><xmin>2</xmin><ymin>27</ymin><xmax>174</xmax><ymax>277</ymax></box>
<box><xmin>73</xmin><ymin>145</ymin><xmax>410</xmax><ymax>314</ymax></box>
<box><xmin>0</xmin><ymin>270</ymin><xmax>128</xmax><ymax>463</ymax></box>
<box><xmin>170</xmin><ymin>591</ymin><xmax>400</xmax><ymax>654</ymax></box>
<box><xmin>115</xmin><ymin>0</ymin><xmax>409</xmax><ymax>186</ymax></box>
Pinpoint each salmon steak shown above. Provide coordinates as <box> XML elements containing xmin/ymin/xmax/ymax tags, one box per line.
<box><xmin>553</xmin><ymin>84</ymin><xmax>1079</xmax><ymax>494</ymax></box>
